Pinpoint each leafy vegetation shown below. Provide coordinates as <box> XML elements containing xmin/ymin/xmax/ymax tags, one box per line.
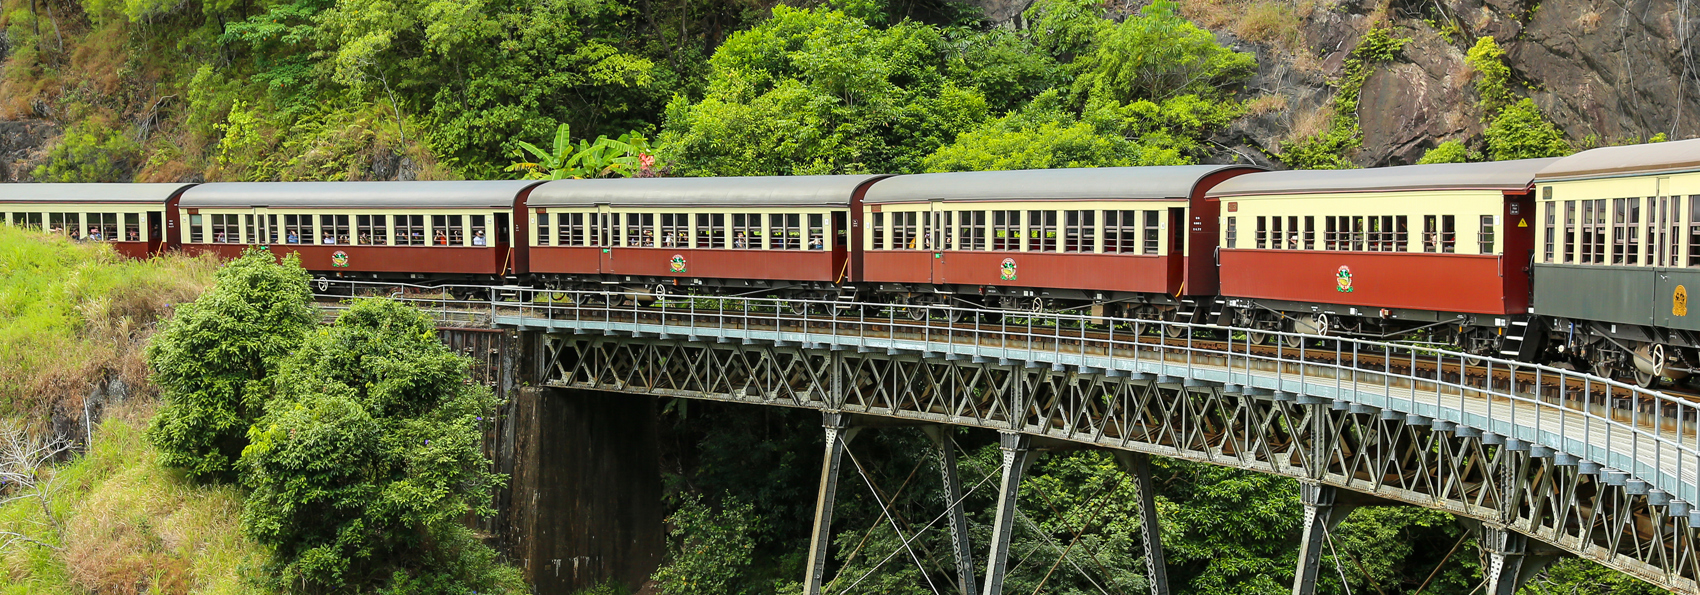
<box><xmin>1278</xmin><ymin>25</ymin><xmax>1409</xmax><ymax>169</ymax></box>
<box><xmin>147</xmin><ymin>249</ymin><xmax>316</xmax><ymax>483</ymax></box>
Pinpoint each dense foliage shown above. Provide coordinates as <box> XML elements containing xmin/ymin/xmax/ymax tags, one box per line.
<box><xmin>147</xmin><ymin>249</ymin><xmax>316</xmax><ymax>482</ymax></box>
<box><xmin>144</xmin><ymin>253</ymin><xmax>514</xmax><ymax>593</ymax></box>
<box><xmin>242</xmin><ymin>298</ymin><xmax>511</xmax><ymax>591</ymax></box>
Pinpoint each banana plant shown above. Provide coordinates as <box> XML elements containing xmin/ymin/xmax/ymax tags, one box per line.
<box><xmin>507</xmin><ymin>124</ymin><xmax>663</xmax><ymax>179</ymax></box>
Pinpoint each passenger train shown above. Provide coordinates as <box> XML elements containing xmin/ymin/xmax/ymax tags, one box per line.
<box><xmin>3</xmin><ymin>139</ymin><xmax>1697</xmax><ymax>387</ymax></box>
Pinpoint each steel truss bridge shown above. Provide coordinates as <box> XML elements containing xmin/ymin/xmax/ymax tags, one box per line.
<box><xmin>329</xmin><ymin>283</ymin><xmax>1700</xmax><ymax>595</ymax></box>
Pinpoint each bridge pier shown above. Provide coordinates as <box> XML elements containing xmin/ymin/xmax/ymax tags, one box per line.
<box><xmin>923</xmin><ymin>426</ymin><xmax>978</xmax><ymax>595</ymax></box>
<box><xmin>1292</xmin><ymin>483</ymin><xmax>1356</xmax><ymax>595</ymax></box>
<box><xmin>804</xmin><ymin>412</ymin><xmax>861</xmax><ymax>595</ymax></box>
<box><xmin>1112</xmin><ymin>451</ymin><xmax>1170</xmax><ymax>595</ymax></box>
<box><xmin>983</xmin><ymin>431</ymin><xmax>1035</xmax><ymax>595</ymax></box>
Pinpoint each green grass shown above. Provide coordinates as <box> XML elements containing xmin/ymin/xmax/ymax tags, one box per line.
<box><xmin>0</xmin><ymin>225</ymin><xmax>217</xmax><ymax>416</ymax></box>
<box><xmin>0</xmin><ymin>404</ymin><xmax>273</xmax><ymax>594</ymax></box>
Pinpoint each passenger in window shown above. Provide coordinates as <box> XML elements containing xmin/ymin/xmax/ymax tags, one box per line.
<box><xmin>287</xmin><ymin>231</ymin><xmax>299</xmax><ymax>244</ymax></box>
<box><xmin>435</xmin><ymin>230</ymin><xmax>448</xmax><ymax>245</ymax></box>
<box><xmin>323</xmin><ymin>232</ymin><xmax>335</xmax><ymax>244</ymax></box>
<box><xmin>473</xmin><ymin>230</ymin><xmax>487</xmax><ymax>246</ymax></box>
<box><xmin>89</xmin><ymin>227</ymin><xmax>102</xmax><ymax>241</ymax></box>
<box><xmin>127</xmin><ymin>229</ymin><xmax>139</xmax><ymax>241</ymax></box>
<box><xmin>359</xmin><ymin>233</ymin><xmax>371</xmax><ymax>245</ymax></box>
<box><xmin>215</xmin><ymin>230</ymin><xmax>226</xmax><ymax>243</ymax></box>
<box><xmin>662</xmin><ymin>233</ymin><xmax>675</xmax><ymax>247</ymax></box>
<box><xmin>734</xmin><ymin>231</ymin><xmax>748</xmax><ymax>249</ymax></box>
<box><xmin>339</xmin><ymin>235</ymin><xmax>350</xmax><ymax>245</ymax></box>
<box><xmin>809</xmin><ymin>236</ymin><xmax>824</xmax><ymax>250</ymax></box>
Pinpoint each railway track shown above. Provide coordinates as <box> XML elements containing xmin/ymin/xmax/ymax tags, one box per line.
<box><xmin>315</xmin><ymin>288</ymin><xmax>1700</xmax><ymax>436</ymax></box>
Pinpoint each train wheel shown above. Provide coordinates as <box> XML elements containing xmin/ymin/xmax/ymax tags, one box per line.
<box><xmin>1631</xmin><ymin>342</ymin><xmax>1666</xmax><ymax>388</ymax></box>
<box><xmin>1282</xmin><ymin>329</ymin><xmax>1304</xmax><ymax>349</ymax></box>
<box><xmin>789</xmin><ymin>299</ymin><xmax>812</xmax><ymax>316</ymax></box>
<box><xmin>1245</xmin><ymin>330</ymin><xmax>1268</xmax><ymax>345</ymax></box>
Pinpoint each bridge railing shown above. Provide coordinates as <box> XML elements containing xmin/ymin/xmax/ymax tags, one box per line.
<box><xmin>310</xmin><ymin>280</ymin><xmax>1700</xmax><ymax>516</ymax></box>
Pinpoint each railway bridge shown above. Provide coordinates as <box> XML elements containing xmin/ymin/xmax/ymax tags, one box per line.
<box><xmin>355</xmin><ymin>284</ymin><xmax>1700</xmax><ymax>595</ymax></box>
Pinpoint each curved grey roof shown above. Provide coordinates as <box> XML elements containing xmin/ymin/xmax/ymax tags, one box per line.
<box><xmin>1536</xmin><ymin>138</ymin><xmax>1700</xmax><ymax>182</ymax></box>
<box><xmin>0</xmin><ymin>183</ymin><xmax>196</xmax><ymax>204</ymax></box>
<box><xmin>180</xmin><ymin>180</ymin><xmax>542</xmax><ymax>209</ymax></box>
<box><xmin>1207</xmin><ymin>158</ymin><xmax>1560</xmax><ymax>198</ymax></box>
<box><xmin>863</xmin><ymin>165</ymin><xmax>1262</xmax><ymax>204</ymax></box>
<box><xmin>530</xmin><ymin>175</ymin><xmax>890</xmax><ymax>208</ymax></box>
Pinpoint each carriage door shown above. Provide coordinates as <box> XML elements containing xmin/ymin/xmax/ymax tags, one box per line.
<box><xmin>929</xmin><ymin>202</ymin><xmax>948</xmax><ymax>285</ymax></box>
<box><xmin>595</xmin><ymin>205</ymin><xmax>615</xmax><ymax>274</ymax></box>
<box><xmin>1167</xmin><ymin>207</ymin><xmax>1187</xmax><ymax>287</ymax></box>
<box><xmin>146</xmin><ymin>211</ymin><xmax>164</xmax><ymax>252</ymax></box>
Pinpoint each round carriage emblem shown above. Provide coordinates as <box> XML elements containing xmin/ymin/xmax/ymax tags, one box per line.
<box><xmin>1000</xmin><ymin>258</ymin><xmax>1017</xmax><ymax>281</ymax></box>
<box><xmin>1335</xmin><ymin>265</ymin><xmax>1354</xmax><ymax>293</ymax></box>
<box><xmin>1676</xmin><ymin>285</ymin><xmax>1689</xmax><ymax>317</ymax></box>
<box><xmin>669</xmin><ymin>254</ymin><xmax>687</xmax><ymax>274</ymax></box>
<box><xmin>331</xmin><ymin>250</ymin><xmax>350</xmax><ymax>268</ymax></box>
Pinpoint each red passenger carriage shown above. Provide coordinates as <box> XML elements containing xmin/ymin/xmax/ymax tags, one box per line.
<box><xmin>177</xmin><ymin>181</ymin><xmax>541</xmax><ymax>289</ymax></box>
<box><xmin>0</xmin><ymin>183</ymin><xmax>190</xmax><ymax>257</ymax></box>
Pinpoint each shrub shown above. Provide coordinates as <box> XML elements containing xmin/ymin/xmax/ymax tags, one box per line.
<box><xmin>31</xmin><ymin>120</ymin><xmax>143</xmax><ymax>183</ymax></box>
<box><xmin>652</xmin><ymin>495</ymin><xmax>759</xmax><ymax>595</ymax></box>
<box><xmin>241</xmin><ymin>298</ymin><xmax>507</xmax><ymax>592</ymax></box>
<box><xmin>146</xmin><ymin>249</ymin><xmax>315</xmax><ymax>483</ymax></box>
<box><xmin>1484</xmin><ymin>99</ymin><xmax>1571</xmax><ymax>160</ymax></box>
<box><xmin>1417</xmin><ymin>140</ymin><xmax>1475</xmax><ymax>164</ymax></box>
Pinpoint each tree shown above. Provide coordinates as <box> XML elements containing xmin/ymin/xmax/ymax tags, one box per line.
<box><xmin>239</xmin><ymin>298</ymin><xmax>511</xmax><ymax>591</ymax></box>
<box><xmin>1070</xmin><ymin>0</ymin><xmax>1255</xmax><ymax>108</ymax></box>
<box><xmin>652</xmin><ymin>495</ymin><xmax>760</xmax><ymax>595</ymax></box>
<box><xmin>1484</xmin><ymin>99</ymin><xmax>1571</xmax><ymax>160</ymax></box>
<box><xmin>147</xmin><ymin>249</ymin><xmax>315</xmax><ymax>483</ymax></box>
<box><xmin>1417</xmin><ymin>140</ymin><xmax>1474</xmax><ymax>164</ymax></box>
<box><xmin>658</xmin><ymin>6</ymin><xmax>989</xmax><ymax>176</ymax></box>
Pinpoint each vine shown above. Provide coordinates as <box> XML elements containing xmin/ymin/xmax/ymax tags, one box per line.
<box><xmin>1277</xmin><ymin>24</ymin><xmax>1410</xmax><ymax>169</ymax></box>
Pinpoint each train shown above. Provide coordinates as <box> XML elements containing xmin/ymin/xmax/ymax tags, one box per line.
<box><xmin>3</xmin><ymin>139</ymin><xmax>1697</xmax><ymax>387</ymax></box>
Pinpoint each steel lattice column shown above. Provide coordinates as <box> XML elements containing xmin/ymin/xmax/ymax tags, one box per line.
<box><xmin>923</xmin><ymin>426</ymin><xmax>978</xmax><ymax>595</ymax></box>
<box><xmin>1292</xmin><ymin>483</ymin><xmax>1357</xmax><ymax>595</ymax></box>
<box><xmin>1114</xmin><ymin>451</ymin><xmax>1171</xmax><ymax>595</ymax></box>
<box><xmin>804</xmin><ymin>412</ymin><xmax>860</xmax><ymax>595</ymax></box>
<box><xmin>983</xmin><ymin>431</ymin><xmax>1034</xmax><ymax>595</ymax></box>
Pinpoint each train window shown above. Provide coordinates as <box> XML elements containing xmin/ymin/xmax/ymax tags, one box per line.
<box><xmin>549</xmin><ymin>213</ymin><xmax>575</xmax><ymax>247</ymax></box>
<box><xmin>833</xmin><ymin>212</ymin><xmax>848</xmax><ymax>248</ymax></box>
<box><xmin>1103</xmin><ymin>211</ymin><xmax>1135</xmax><ymax>252</ymax></box>
<box><xmin>1324</xmin><ymin>217</ymin><xmax>1337</xmax><ymax>250</ymax></box>
<box><xmin>122</xmin><ymin>213</ymin><xmax>140</xmax><ymax>241</ymax></box>
<box><xmin>1303</xmin><ymin>216</ymin><xmax>1315</xmax><ymax>249</ymax></box>
<box><xmin>660</xmin><ymin>213</ymin><xmax>688</xmax><ymax>248</ymax></box>
<box><xmin>23</xmin><ymin>213</ymin><xmax>40</xmax><ymax>230</ymax></box>
<box><xmin>1440</xmin><ymin>215</ymin><xmax>1455</xmax><ymax>253</ymax></box>
<box><xmin>1142</xmin><ymin>210</ymin><xmax>1160</xmax><ymax>254</ymax></box>
<box><xmin>1668</xmin><ymin>196</ymin><xmax>1681</xmax><ymax>265</ymax></box>
<box><xmin>244</xmin><ymin>214</ymin><xmax>255</xmax><ymax>244</ymax></box>
<box><xmin>1628</xmin><ymin>198</ymin><xmax>1641</xmax><ymax>264</ymax></box>
<box><xmin>959</xmin><ymin>211</ymin><xmax>987</xmax><ymax>250</ymax></box>
<box><xmin>993</xmin><ymin>210</ymin><xmax>1019</xmax><ymax>250</ymax></box>
<box><xmin>470</xmin><ymin>215</ymin><xmax>488</xmax><ymax>246</ymax></box>
<box><xmin>732</xmin><ymin>213</ymin><xmax>760</xmax><ymax>248</ymax></box>
<box><xmin>1225</xmin><ymin>217</ymin><xmax>1237</xmax><ymax>249</ymax></box>
<box><xmin>808</xmin><ymin>214</ymin><xmax>825</xmax><ymax>249</ymax></box>
<box><xmin>1285</xmin><ymin>216</ymin><xmax>1299</xmax><ymax>249</ymax></box>
<box><xmin>1543</xmin><ymin>202</ymin><xmax>1555</xmax><ymax>262</ymax></box>
<box><xmin>1255</xmin><ymin>216</ymin><xmax>1266</xmax><ymax>249</ymax></box>
<box><xmin>1690</xmin><ymin>196</ymin><xmax>1700</xmax><ymax>266</ymax></box>
<box><xmin>188</xmin><ymin>214</ymin><xmax>202</xmax><ymax>243</ymax></box>
<box><xmin>1422</xmin><ymin>216</ymin><xmax>1435</xmax><ymax>252</ymax></box>
<box><xmin>1612</xmin><ymin>198</ymin><xmax>1628</xmax><ymax>264</ymax></box>
<box><xmin>1394</xmin><ymin>216</ymin><xmax>1407</xmax><ymax>251</ymax></box>
<box><xmin>893</xmin><ymin>211</ymin><xmax>919</xmax><ymax>250</ymax></box>
<box><xmin>48</xmin><ymin>212</ymin><xmax>75</xmax><ymax>236</ymax></box>
<box><xmin>1478</xmin><ymin>215</ymin><xmax>1495</xmax><ymax>254</ymax></box>
<box><xmin>83</xmin><ymin>212</ymin><xmax>117</xmax><ymax>241</ymax></box>
<box><xmin>358</xmin><ymin>215</ymin><xmax>389</xmax><ymax>245</ymax></box>
<box><xmin>1063</xmin><ymin>210</ymin><xmax>1093</xmax><ymax>252</ymax></box>
<box><xmin>696</xmin><ymin>213</ymin><xmax>725</xmax><ymax>248</ymax></box>
<box><xmin>283</xmin><ymin>214</ymin><xmax>312</xmax><ymax>244</ymax></box>
<box><xmin>1271</xmin><ymin>216</ymin><xmax>1283</xmax><ymax>249</ymax></box>
<box><xmin>1562</xmin><ymin>201</ymin><xmax>1575</xmax><ymax>262</ymax></box>
<box><xmin>1591</xmin><ymin>200</ymin><xmax>1607</xmax><ymax>263</ymax></box>
<box><xmin>1028</xmin><ymin>210</ymin><xmax>1057</xmax><ymax>252</ymax></box>
<box><xmin>402</xmin><ymin>215</ymin><xmax>427</xmax><ymax>245</ymax></box>
<box><xmin>1367</xmin><ymin>216</ymin><xmax>1383</xmax><ymax>251</ymax></box>
<box><xmin>534</xmin><ymin>213</ymin><xmax>550</xmax><ymax>246</ymax></box>
<box><xmin>933</xmin><ymin>211</ymin><xmax>952</xmax><ymax>250</ymax></box>
<box><xmin>1350</xmin><ymin>216</ymin><xmax>1364</xmax><ymax>251</ymax></box>
<box><xmin>1380</xmin><ymin>216</ymin><xmax>1396</xmax><ymax>251</ymax></box>
<box><xmin>871</xmin><ymin>212</ymin><xmax>886</xmax><ymax>250</ymax></box>
<box><xmin>625</xmin><ymin>213</ymin><xmax>654</xmax><ymax>247</ymax></box>
<box><xmin>247</xmin><ymin>214</ymin><xmax>275</xmax><ymax>244</ymax></box>
<box><xmin>209</xmin><ymin>214</ymin><xmax>238</xmax><ymax>243</ymax></box>
<box><xmin>770</xmin><ymin>213</ymin><xmax>800</xmax><ymax>249</ymax></box>
<box><xmin>320</xmin><ymin>214</ymin><xmax>349</xmax><ymax>244</ymax></box>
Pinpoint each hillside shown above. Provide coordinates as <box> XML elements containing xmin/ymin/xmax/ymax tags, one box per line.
<box><xmin>0</xmin><ymin>0</ymin><xmax>1685</xmax><ymax>182</ymax></box>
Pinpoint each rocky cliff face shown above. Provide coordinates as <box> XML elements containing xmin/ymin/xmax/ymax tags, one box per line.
<box><xmin>980</xmin><ymin>0</ymin><xmax>1700</xmax><ymax>166</ymax></box>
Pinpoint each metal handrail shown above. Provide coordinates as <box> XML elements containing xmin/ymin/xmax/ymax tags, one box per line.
<box><xmin>310</xmin><ymin>280</ymin><xmax>1700</xmax><ymax>513</ymax></box>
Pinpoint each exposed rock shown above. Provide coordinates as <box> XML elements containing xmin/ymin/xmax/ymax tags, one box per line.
<box><xmin>1511</xmin><ymin>0</ymin><xmax>1700</xmax><ymax>141</ymax></box>
<box><xmin>0</xmin><ymin>119</ymin><xmax>58</xmax><ymax>181</ymax></box>
<box><xmin>1356</xmin><ymin>29</ymin><xmax>1481</xmax><ymax>164</ymax></box>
